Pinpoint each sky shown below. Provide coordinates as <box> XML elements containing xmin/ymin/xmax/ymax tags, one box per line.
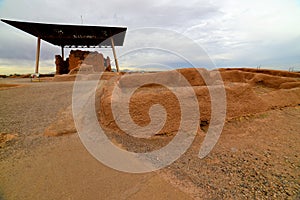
<box><xmin>0</xmin><ymin>0</ymin><xmax>300</xmax><ymax>74</ymax></box>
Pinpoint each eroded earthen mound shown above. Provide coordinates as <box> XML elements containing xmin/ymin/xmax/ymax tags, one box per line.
<box><xmin>97</xmin><ymin>68</ymin><xmax>300</xmax><ymax>136</ymax></box>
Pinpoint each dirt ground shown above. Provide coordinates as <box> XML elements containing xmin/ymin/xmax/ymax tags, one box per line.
<box><xmin>0</xmin><ymin>78</ymin><xmax>192</xmax><ymax>200</ymax></box>
<box><xmin>0</xmin><ymin>68</ymin><xmax>299</xmax><ymax>199</ymax></box>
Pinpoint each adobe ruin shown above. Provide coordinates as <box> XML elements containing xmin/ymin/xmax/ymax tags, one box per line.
<box><xmin>55</xmin><ymin>50</ymin><xmax>112</xmax><ymax>75</ymax></box>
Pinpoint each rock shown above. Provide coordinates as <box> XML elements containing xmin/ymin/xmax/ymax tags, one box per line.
<box><xmin>44</xmin><ymin>106</ymin><xmax>76</xmax><ymax>136</ymax></box>
<box><xmin>0</xmin><ymin>133</ymin><xmax>17</xmax><ymax>147</ymax></box>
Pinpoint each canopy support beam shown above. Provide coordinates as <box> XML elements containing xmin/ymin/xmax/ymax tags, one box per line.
<box><xmin>35</xmin><ymin>36</ymin><xmax>41</xmax><ymax>74</ymax></box>
<box><xmin>110</xmin><ymin>37</ymin><xmax>119</xmax><ymax>72</ymax></box>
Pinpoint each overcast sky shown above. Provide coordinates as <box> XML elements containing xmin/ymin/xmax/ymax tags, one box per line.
<box><xmin>0</xmin><ymin>0</ymin><xmax>300</xmax><ymax>74</ymax></box>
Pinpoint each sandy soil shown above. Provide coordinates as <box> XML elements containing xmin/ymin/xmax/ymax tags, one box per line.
<box><xmin>0</xmin><ymin>69</ymin><xmax>299</xmax><ymax>199</ymax></box>
<box><xmin>0</xmin><ymin>134</ymin><xmax>192</xmax><ymax>200</ymax></box>
<box><xmin>0</xmin><ymin>78</ymin><xmax>191</xmax><ymax>200</ymax></box>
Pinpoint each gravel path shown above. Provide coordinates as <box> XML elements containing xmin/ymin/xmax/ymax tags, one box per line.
<box><xmin>0</xmin><ymin>78</ymin><xmax>73</xmax><ymax>135</ymax></box>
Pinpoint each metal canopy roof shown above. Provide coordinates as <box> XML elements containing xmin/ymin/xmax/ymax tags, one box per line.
<box><xmin>1</xmin><ymin>19</ymin><xmax>127</xmax><ymax>48</ymax></box>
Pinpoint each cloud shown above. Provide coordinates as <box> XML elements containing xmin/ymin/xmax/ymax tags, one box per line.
<box><xmin>183</xmin><ymin>0</ymin><xmax>300</xmax><ymax>68</ymax></box>
<box><xmin>0</xmin><ymin>0</ymin><xmax>299</xmax><ymax>74</ymax></box>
